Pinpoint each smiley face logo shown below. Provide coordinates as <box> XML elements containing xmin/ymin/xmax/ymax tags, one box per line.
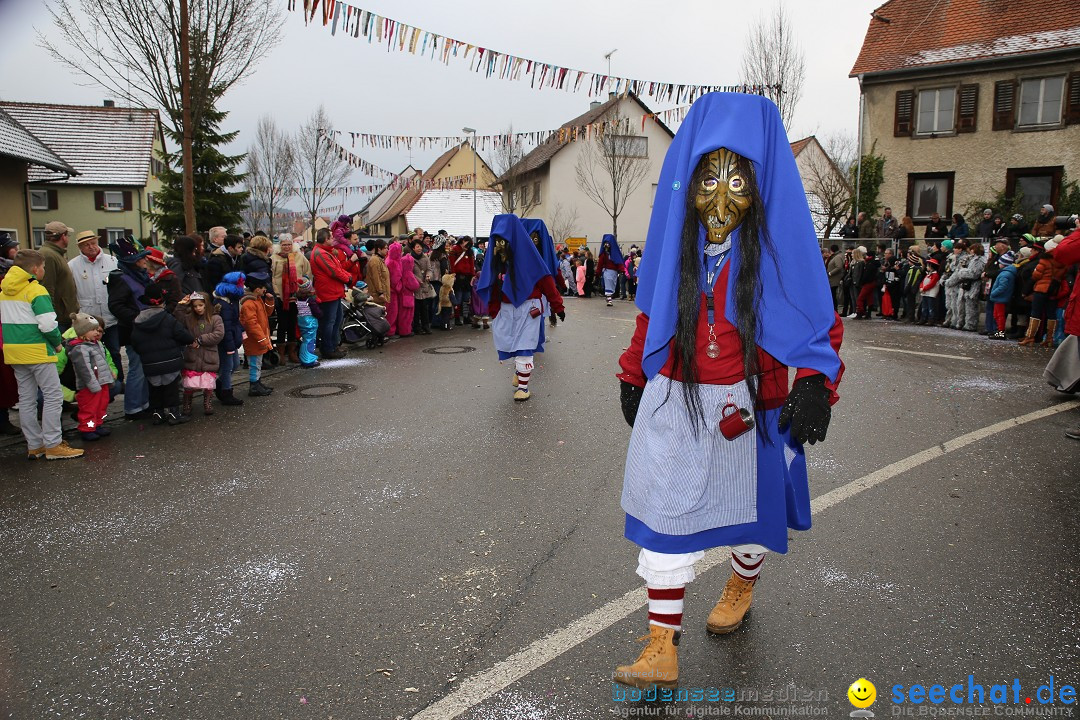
<box><xmin>848</xmin><ymin>678</ymin><xmax>876</xmax><ymax>709</ymax></box>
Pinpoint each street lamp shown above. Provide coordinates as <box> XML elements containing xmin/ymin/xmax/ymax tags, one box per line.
<box><xmin>462</xmin><ymin>127</ymin><xmax>477</xmax><ymax>240</ymax></box>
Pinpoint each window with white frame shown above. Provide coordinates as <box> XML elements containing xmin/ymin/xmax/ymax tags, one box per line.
<box><xmin>32</xmin><ymin>228</ymin><xmax>46</xmax><ymax>247</ymax></box>
<box><xmin>520</xmin><ymin>183</ymin><xmax>530</xmax><ymax>206</ymax></box>
<box><xmin>533</xmin><ymin>181</ymin><xmax>541</xmax><ymax>205</ymax></box>
<box><xmin>1018</xmin><ymin>76</ymin><xmax>1065</xmax><ymax>127</ymax></box>
<box><xmin>106</xmin><ymin>229</ymin><xmax>126</xmax><ymax>244</ymax></box>
<box><xmin>604</xmin><ymin>134</ymin><xmax>648</xmax><ymax>158</ymax></box>
<box><xmin>29</xmin><ymin>190</ymin><xmax>49</xmax><ymax>210</ymax></box>
<box><xmin>146</xmin><ymin>192</ymin><xmax>155</xmax><ymax>211</ymax></box>
<box><xmin>917</xmin><ymin>88</ymin><xmax>955</xmax><ymax>134</ymax></box>
<box><xmin>103</xmin><ymin>191</ymin><xmax>124</xmax><ymax>211</ymax></box>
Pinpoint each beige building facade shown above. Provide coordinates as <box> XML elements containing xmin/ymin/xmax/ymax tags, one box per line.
<box><xmin>500</xmin><ymin>93</ymin><xmax>674</xmax><ymax>249</ymax></box>
<box><xmin>851</xmin><ymin>0</ymin><xmax>1080</xmax><ymax>228</ymax></box>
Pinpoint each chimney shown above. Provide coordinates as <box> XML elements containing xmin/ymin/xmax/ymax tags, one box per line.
<box><xmin>589</xmin><ymin>100</ymin><xmax>601</xmax><ymax>110</ymax></box>
<box><xmin>103</xmin><ymin>100</ymin><xmax>115</xmax><ymax>108</ymax></box>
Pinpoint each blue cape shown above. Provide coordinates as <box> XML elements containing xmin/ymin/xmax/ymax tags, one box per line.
<box><xmin>601</xmin><ymin>234</ymin><xmax>624</xmax><ymax>267</ymax></box>
<box><xmin>476</xmin><ymin>214</ymin><xmax>551</xmax><ymax>306</ymax></box>
<box><xmin>635</xmin><ymin>92</ymin><xmax>840</xmax><ymax>382</ymax></box>
<box><xmin>520</xmin><ymin>218</ymin><xmax>560</xmax><ymax>278</ymax></box>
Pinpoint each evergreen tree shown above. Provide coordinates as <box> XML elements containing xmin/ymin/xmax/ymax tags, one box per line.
<box><xmin>147</xmin><ymin>98</ymin><xmax>248</xmax><ymax>236</ymax></box>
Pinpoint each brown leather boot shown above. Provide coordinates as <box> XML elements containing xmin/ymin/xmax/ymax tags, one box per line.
<box><xmin>203</xmin><ymin>391</ymin><xmax>214</xmax><ymax>416</ymax></box>
<box><xmin>706</xmin><ymin>573</ymin><xmax>756</xmax><ymax>634</ymax></box>
<box><xmin>613</xmin><ymin>624</ymin><xmax>679</xmax><ymax>690</ymax></box>
<box><xmin>1040</xmin><ymin>320</ymin><xmax>1057</xmax><ymax>348</ymax></box>
<box><xmin>1018</xmin><ymin>318</ymin><xmax>1041</xmax><ymax>346</ymax></box>
<box><xmin>287</xmin><ymin>342</ymin><xmax>300</xmax><ymax>363</ymax></box>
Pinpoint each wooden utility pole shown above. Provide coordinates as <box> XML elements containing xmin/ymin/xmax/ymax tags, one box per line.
<box><xmin>179</xmin><ymin>0</ymin><xmax>196</xmax><ymax>234</ymax></box>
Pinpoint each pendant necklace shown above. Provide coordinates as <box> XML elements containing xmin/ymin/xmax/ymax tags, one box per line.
<box><xmin>703</xmin><ymin>240</ymin><xmax>731</xmax><ymax>360</ymax></box>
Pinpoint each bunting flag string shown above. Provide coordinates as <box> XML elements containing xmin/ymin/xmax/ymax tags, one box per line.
<box><xmin>289</xmin><ymin>0</ymin><xmax>780</xmax><ymax>102</ymax></box>
<box><xmin>329</xmin><ymin>102</ymin><xmax>698</xmax><ymax>153</ymax></box>
<box><xmin>265</xmin><ymin>173</ymin><xmax>476</xmax><ymax>199</ymax></box>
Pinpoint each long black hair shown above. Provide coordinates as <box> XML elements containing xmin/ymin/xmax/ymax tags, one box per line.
<box><xmin>491</xmin><ymin>240</ymin><xmax>517</xmax><ymax>300</ymax></box>
<box><xmin>667</xmin><ymin>153</ymin><xmax>776</xmax><ymax>434</ymax></box>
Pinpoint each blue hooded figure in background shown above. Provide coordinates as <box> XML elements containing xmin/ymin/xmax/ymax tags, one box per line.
<box><xmin>612</xmin><ymin>92</ymin><xmax>845</xmax><ymax>691</ymax></box>
<box><xmin>521</xmin><ymin>218</ymin><xmax>563</xmax><ymax>328</ymax></box>
<box><xmin>598</xmin><ymin>233</ymin><xmax>625</xmax><ymax>305</ymax></box>
<box><xmin>476</xmin><ymin>214</ymin><xmax>566</xmax><ymax>402</ymax></box>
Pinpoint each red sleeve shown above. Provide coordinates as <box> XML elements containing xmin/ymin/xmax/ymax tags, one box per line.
<box><xmin>538</xmin><ymin>275</ymin><xmax>563</xmax><ymax>314</ymax></box>
<box><xmin>1053</xmin><ymin>227</ymin><xmax>1080</xmax><ymax>266</ymax></box>
<box><xmin>793</xmin><ymin>312</ymin><xmax>845</xmax><ymax>405</ymax></box>
<box><xmin>616</xmin><ymin>312</ymin><xmax>650</xmax><ymax>388</ymax></box>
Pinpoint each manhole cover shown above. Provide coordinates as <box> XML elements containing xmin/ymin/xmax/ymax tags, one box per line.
<box><xmin>422</xmin><ymin>346</ymin><xmax>477</xmax><ymax>355</ymax></box>
<box><xmin>287</xmin><ymin>383</ymin><xmax>357</xmax><ymax>399</ymax></box>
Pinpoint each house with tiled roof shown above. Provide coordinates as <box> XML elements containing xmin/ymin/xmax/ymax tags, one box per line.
<box><xmin>497</xmin><ymin>92</ymin><xmax>674</xmax><ymax>247</ymax></box>
<box><xmin>0</xmin><ymin>107</ymin><xmax>77</xmax><ymax>246</ymax></box>
<box><xmin>0</xmin><ymin>100</ymin><xmax>166</xmax><ymax>252</ymax></box>
<box><xmin>850</xmin><ymin>0</ymin><xmax>1080</xmax><ymax>227</ymax></box>
<box><xmin>357</xmin><ymin>165</ymin><xmax>419</xmax><ymax>230</ymax></box>
<box><xmin>790</xmin><ymin>136</ymin><xmax>853</xmax><ymax>239</ymax></box>
<box><xmin>365</xmin><ymin>142</ymin><xmax>497</xmax><ymax>238</ymax></box>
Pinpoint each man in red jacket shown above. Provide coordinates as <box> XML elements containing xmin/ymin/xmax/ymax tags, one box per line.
<box><xmin>310</xmin><ymin>228</ymin><xmax>351</xmax><ymax>359</ymax></box>
<box><xmin>1050</xmin><ymin>218</ymin><xmax>1080</xmax><ymax>440</ymax></box>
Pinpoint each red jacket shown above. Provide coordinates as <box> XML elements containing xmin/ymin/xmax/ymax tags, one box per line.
<box><xmin>1053</xmin><ymin>227</ymin><xmax>1080</xmax><ymax>336</ymax></box>
<box><xmin>310</xmin><ymin>245</ymin><xmax>352</xmax><ymax>302</ymax></box>
<box><xmin>617</xmin><ymin>264</ymin><xmax>844</xmax><ymax>410</ymax></box>
<box><xmin>598</xmin><ymin>252</ymin><xmax>623</xmax><ymax>273</ymax></box>
<box><xmin>487</xmin><ymin>275</ymin><xmax>564</xmax><ymax>319</ymax></box>
<box><xmin>448</xmin><ymin>247</ymin><xmax>475</xmax><ymax>278</ymax></box>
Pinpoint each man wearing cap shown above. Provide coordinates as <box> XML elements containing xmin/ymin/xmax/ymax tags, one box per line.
<box><xmin>1032</xmin><ymin>204</ymin><xmax>1057</xmax><ymax>238</ymax></box>
<box><xmin>40</xmin><ymin>221</ymin><xmax>80</xmax><ymax>330</ymax></box>
<box><xmin>69</xmin><ymin>231</ymin><xmax>122</xmax><ymax>386</ymax></box>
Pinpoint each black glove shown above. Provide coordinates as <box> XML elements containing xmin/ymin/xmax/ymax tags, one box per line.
<box><xmin>779</xmin><ymin>374</ymin><xmax>831</xmax><ymax>445</ymax></box>
<box><xmin>620</xmin><ymin>381</ymin><xmax>644</xmax><ymax>428</ymax></box>
<box><xmin>557</xmin><ymin>312</ymin><xmax>566</xmax><ymax>321</ymax></box>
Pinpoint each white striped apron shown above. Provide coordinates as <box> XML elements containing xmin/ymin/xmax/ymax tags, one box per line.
<box><xmin>622</xmin><ymin>375</ymin><xmax>758</xmax><ymax>536</ymax></box>
<box><xmin>491</xmin><ymin>296</ymin><xmax>546</xmax><ymax>355</ymax></box>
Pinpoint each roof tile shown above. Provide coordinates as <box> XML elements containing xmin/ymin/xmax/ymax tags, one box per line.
<box><xmin>851</xmin><ymin>0</ymin><xmax>1080</xmax><ymax>76</ymax></box>
<box><xmin>0</xmin><ymin>101</ymin><xmax>160</xmax><ymax>186</ymax></box>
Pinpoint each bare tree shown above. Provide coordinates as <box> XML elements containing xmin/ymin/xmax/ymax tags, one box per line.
<box><xmin>292</xmin><ymin>106</ymin><xmax>353</xmax><ymax>235</ymax></box>
<box><xmin>41</xmin><ymin>0</ymin><xmax>283</xmax><ymax>233</ymax></box>
<box><xmin>574</xmin><ymin>108</ymin><xmax>651</xmax><ymax>239</ymax></box>
<box><xmin>739</xmin><ymin>2</ymin><xmax>805</xmax><ymax>130</ymax></box>
<box><xmin>247</xmin><ymin>115</ymin><xmax>295</xmax><ymax>236</ymax></box>
<box><xmin>491</xmin><ymin>125</ymin><xmax>539</xmax><ymax>216</ymax></box>
<box><xmin>548</xmin><ymin>201</ymin><xmax>580</xmax><ymax>246</ymax></box>
<box><xmin>804</xmin><ymin>146</ymin><xmax>853</xmax><ymax>239</ymax></box>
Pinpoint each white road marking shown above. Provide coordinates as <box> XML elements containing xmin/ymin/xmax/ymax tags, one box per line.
<box><xmin>863</xmin><ymin>346</ymin><xmax>972</xmax><ymax>360</ymax></box>
<box><xmin>411</xmin><ymin>399</ymin><xmax>1080</xmax><ymax>720</ymax></box>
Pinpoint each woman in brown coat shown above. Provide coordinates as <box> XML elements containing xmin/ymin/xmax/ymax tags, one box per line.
<box><xmin>365</xmin><ymin>239</ymin><xmax>391</xmax><ymax>306</ymax></box>
<box><xmin>174</xmin><ymin>292</ymin><xmax>225</xmax><ymax>417</ymax></box>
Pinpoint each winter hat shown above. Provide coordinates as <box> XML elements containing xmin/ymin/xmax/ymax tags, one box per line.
<box><xmin>0</xmin><ymin>232</ymin><xmax>18</xmax><ymax>255</ymax></box>
<box><xmin>70</xmin><ymin>312</ymin><xmax>101</xmax><ymax>336</ymax></box>
<box><xmin>1020</xmin><ymin>233</ymin><xmax>1035</xmax><ymax>245</ymax></box>
<box><xmin>215</xmin><ymin>271</ymin><xmax>245</xmax><ymax>298</ymax></box>
<box><xmin>998</xmin><ymin>251</ymin><xmax>1016</xmax><ymax>267</ymax></box>
<box><xmin>145</xmin><ymin>247</ymin><xmax>168</xmax><ymax>266</ymax></box>
<box><xmin>297</xmin><ymin>277</ymin><xmax>312</xmax><ymax>293</ymax></box>
<box><xmin>139</xmin><ymin>282</ymin><xmax>166</xmax><ymax>306</ymax></box>
<box><xmin>1012</xmin><ymin>213</ymin><xmax>1024</xmax><ymax>220</ymax></box>
<box><xmin>1046</xmin><ymin>235</ymin><xmax>1063</xmax><ymax>252</ymax></box>
<box><xmin>1018</xmin><ymin>247</ymin><xmax>1033</xmax><ymax>259</ymax></box>
<box><xmin>926</xmin><ymin>258</ymin><xmax>940</xmax><ymax>268</ymax></box>
<box><xmin>245</xmin><ymin>271</ymin><xmax>270</xmax><ymax>288</ymax></box>
<box><xmin>942</xmin><ymin>239</ymin><xmax>954</xmax><ymax>251</ymax></box>
<box><xmin>1042</xmin><ymin>204</ymin><xmax>1054</xmax><ymax>213</ymax></box>
<box><xmin>337</xmin><ymin>215</ymin><xmax>351</xmax><ymax>225</ymax></box>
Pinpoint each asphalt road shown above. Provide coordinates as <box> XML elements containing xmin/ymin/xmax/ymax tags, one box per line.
<box><xmin>1</xmin><ymin>297</ymin><xmax>1077</xmax><ymax>720</ymax></box>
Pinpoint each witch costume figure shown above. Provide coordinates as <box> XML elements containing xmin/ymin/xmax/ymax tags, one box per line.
<box><xmin>521</xmin><ymin>218</ymin><xmax>562</xmax><ymax>327</ymax></box>
<box><xmin>476</xmin><ymin>214</ymin><xmax>566</xmax><ymax>402</ymax></box>
<box><xmin>613</xmin><ymin>93</ymin><xmax>844</xmax><ymax>690</ymax></box>
<box><xmin>598</xmin><ymin>234</ymin><xmax>626</xmax><ymax>306</ymax></box>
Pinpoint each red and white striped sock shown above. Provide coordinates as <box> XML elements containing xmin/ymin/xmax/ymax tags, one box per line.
<box><xmin>647</xmin><ymin>586</ymin><xmax>685</xmax><ymax>630</ymax></box>
<box><xmin>731</xmin><ymin>549</ymin><xmax>765</xmax><ymax>582</ymax></box>
<box><xmin>515</xmin><ymin>357</ymin><xmax>533</xmax><ymax>392</ymax></box>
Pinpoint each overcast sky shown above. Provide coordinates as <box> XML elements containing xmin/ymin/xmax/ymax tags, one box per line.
<box><xmin>0</xmin><ymin>0</ymin><xmax>881</xmax><ymax>211</ymax></box>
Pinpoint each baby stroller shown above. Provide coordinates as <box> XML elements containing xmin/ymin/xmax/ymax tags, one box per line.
<box><xmin>341</xmin><ymin>284</ymin><xmax>390</xmax><ymax>348</ymax></box>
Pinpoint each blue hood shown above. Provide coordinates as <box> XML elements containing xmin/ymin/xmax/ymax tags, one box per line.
<box><xmin>520</xmin><ymin>218</ymin><xmax>560</xmax><ymax>278</ymax></box>
<box><xmin>476</xmin><ymin>214</ymin><xmax>550</xmax><ymax>306</ymax></box>
<box><xmin>635</xmin><ymin>92</ymin><xmax>840</xmax><ymax>382</ymax></box>
<box><xmin>601</xmin><ymin>234</ymin><xmax>624</xmax><ymax>266</ymax></box>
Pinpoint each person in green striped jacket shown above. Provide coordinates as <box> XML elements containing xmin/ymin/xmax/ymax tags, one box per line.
<box><xmin>0</xmin><ymin>249</ymin><xmax>84</xmax><ymax>460</ymax></box>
